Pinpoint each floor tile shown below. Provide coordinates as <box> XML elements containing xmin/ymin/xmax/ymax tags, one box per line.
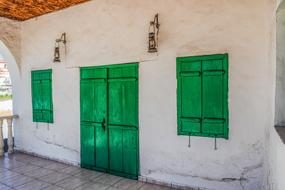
<box><xmin>113</xmin><ymin>178</ymin><xmax>145</xmax><ymax>190</ymax></box>
<box><xmin>127</xmin><ymin>182</ymin><xmax>147</xmax><ymax>190</ymax></box>
<box><xmin>55</xmin><ymin>176</ymin><xmax>89</xmax><ymax>189</ymax></box>
<box><xmin>12</xmin><ymin>153</ymin><xmax>33</xmax><ymax>161</ymax></box>
<box><xmin>139</xmin><ymin>184</ymin><xmax>172</xmax><ymax>190</ymax></box>
<box><xmin>23</xmin><ymin>168</ymin><xmax>54</xmax><ymax>178</ymax></box>
<box><xmin>17</xmin><ymin>155</ymin><xmax>40</xmax><ymax>164</ymax></box>
<box><xmin>0</xmin><ymin>170</ymin><xmax>21</xmax><ymax>181</ymax></box>
<box><xmin>11</xmin><ymin>164</ymin><xmax>40</xmax><ymax>174</ymax></box>
<box><xmin>15</xmin><ymin>158</ymin><xmax>32</xmax><ymax>164</ymax></box>
<box><xmin>29</xmin><ymin>158</ymin><xmax>55</xmax><ymax>167</ymax></box>
<box><xmin>1</xmin><ymin>174</ymin><xmax>34</xmax><ymax>188</ymax></box>
<box><xmin>15</xmin><ymin>180</ymin><xmax>51</xmax><ymax>190</ymax></box>
<box><xmin>106</xmin><ymin>187</ymin><xmax>122</xmax><ymax>190</ymax></box>
<box><xmin>0</xmin><ymin>183</ymin><xmax>12</xmax><ymax>190</ymax></box>
<box><xmin>75</xmin><ymin>169</ymin><xmax>104</xmax><ymax>180</ymax></box>
<box><xmin>42</xmin><ymin>185</ymin><xmax>66</xmax><ymax>190</ymax></box>
<box><xmin>57</xmin><ymin>165</ymin><xmax>82</xmax><ymax>176</ymax></box>
<box><xmin>43</xmin><ymin>162</ymin><xmax>69</xmax><ymax>170</ymax></box>
<box><xmin>38</xmin><ymin>171</ymin><xmax>70</xmax><ymax>184</ymax></box>
<box><xmin>0</xmin><ymin>152</ymin><xmax>176</xmax><ymax>190</ymax></box>
<box><xmin>75</xmin><ymin>182</ymin><xmax>110</xmax><ymax>190</ymax></box>
<box><xmin>0</xmin><ymin>160</ymin><xmax>26</xmax><ymax>169</ymax></box>
<box><xmin>94</xmin><ymin>174</ymin><xmax>123</xmax><ymax>185</ymax></box>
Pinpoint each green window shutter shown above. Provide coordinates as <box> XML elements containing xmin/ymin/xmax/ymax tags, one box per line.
<box><xmin>177</xmin><ymin>54</ymin><xmax>228</xmax><ymax>139</ymax></box>
<box><xmin>31</xmin><ymin>69</ymin><xmax>53</xmax><ymax>123</ymax></box>
<box><xmin>32</xmin><ymin>80</ymin><xmax>43</xmax><ymax>121</ymax></box>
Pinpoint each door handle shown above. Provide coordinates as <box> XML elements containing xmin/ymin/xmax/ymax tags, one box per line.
<box><xmin>101</xmin><ymin>118</ymin><xmax>106</xmax><ymax>131</ymax></box>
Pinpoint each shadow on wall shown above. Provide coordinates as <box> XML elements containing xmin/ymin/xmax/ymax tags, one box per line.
<box><xmin>275</xmin><ymin>2</ymin><xmax>285</xmax><ymax>126</ymax></box>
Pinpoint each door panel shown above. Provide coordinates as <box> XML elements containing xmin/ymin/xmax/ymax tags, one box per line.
<box><xmin>122</xmin><ymin>128</ymin><xmax>138</xmax><ymax>175</ymax></box>
<box><xmin>108</xmin><ymin>75</ymin><xmax>138</xmax><ymax>176</ymax></box>
<box><xmin>109</xmin><ymin>126</ymin><xmax>123</xmax><ymax>172</ymax></box>
<box><xmin>93</xmin><ymin>78</ymin><xmax>108</xmax><ymax>170</ymax></box>
<box><xmin>108</xmin><ymin>79</ymin><xmax>138</xmax><ymax>126</ymax></box>
<box><xmin>109</xmin><ymin>125</ymin><xmax>138</xmax><ymax>175</ymax></box>
<box><xmin>94</xmin><ymin>79</ymin><xmax>107</xmax><ymax>123</ymax></box>
<box><xmin>95</xmin><ymin>123</ymin><xmax>108</xmax><ymax>170</ymax></box>
<box><xmin>80</xmin><ymin>80</ymin><xmax>94</xmax><ymax>122</ymax></box>
<box><xmin>80</xmin><ymin>123</ymin><xmax>95</xmax><ymax>168</ymax></box>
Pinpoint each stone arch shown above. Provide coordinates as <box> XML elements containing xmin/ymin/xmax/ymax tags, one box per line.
<box><xmin>0</xmin><ymin>40</ymin><xmax>21</xmax><ymax>114</ymax></box>
<box><xmin>0</xmin><ymin>41</ymin><xmax>20</xmax><ymax>85</ymax></box>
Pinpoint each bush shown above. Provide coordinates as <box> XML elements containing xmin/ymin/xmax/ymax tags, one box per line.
<box><xmin>0</xmin><ymin>94</ymin><xmax>12</xmax><ymax>101</ymax></box>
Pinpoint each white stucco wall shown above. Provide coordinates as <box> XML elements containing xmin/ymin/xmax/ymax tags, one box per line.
<box><xmin>268</xmin><ymin>127</ymin><xmax>285</xmax><ymax>190</ymax></box>
<box><xmin>12</xmin><ymin>0</ymin><xmax>276</xmax><ymax>190</ymax></box>
<box><xmin>268</xmin><ymin>1</ymin><xmax>285</xmax><ymax>190</ymax></box>
<box><xmin>275</xmin><ymin>3</ymin><xmax>285</xmax><ymax>125</ymax></box>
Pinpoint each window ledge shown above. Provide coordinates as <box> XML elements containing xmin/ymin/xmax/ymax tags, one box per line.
<box><xmin>275</xmin><ymin>125</ymin><xmax>285</xmax><ymax>144</ymax></box>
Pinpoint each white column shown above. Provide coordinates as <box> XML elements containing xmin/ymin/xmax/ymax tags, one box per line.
<box><xmin>0</xmin><ymin>119</ymin><xmax>4</xmax><ymax>156</ymax></box>
<box><xmin>7</xmin><ymin>118</ymin><xmax>13</xmax><ymax>154</ymax></box>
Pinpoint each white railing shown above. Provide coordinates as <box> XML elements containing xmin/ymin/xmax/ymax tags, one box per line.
<box><xmin>0</xmin><ymin>115</ymin><xmax>18</xmax><ymax>156</ymax></box>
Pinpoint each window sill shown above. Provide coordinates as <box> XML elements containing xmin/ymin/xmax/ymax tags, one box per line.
<box><xmin>275</xmin><ymin>125</ymin><xmax>285</xmax><ymax>144</ymax></box>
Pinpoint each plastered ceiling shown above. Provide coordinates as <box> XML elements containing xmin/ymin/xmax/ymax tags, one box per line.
<box><xmin>0</xmin><ymin>0</ymin><xmax>90</xmax><ymax>21</ymax></box>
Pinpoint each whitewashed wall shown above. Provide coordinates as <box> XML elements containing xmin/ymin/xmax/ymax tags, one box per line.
<box><xmin>268</xmin><ymin>128</ymin><xmax>285</xmax><ymax>190</ymax></box>
<box><xmin>11</xmin><ymin>0</ymin><xmax>276</xmax><ymax>190</ymax></box>
<box><xmin>275</xmin><ymin>2</ymin><xmax>285</xmax><ymax>125</ymax></box>
<box><xmin>268</xmin><ymin>0</ymin><xmax>285</xmax><ymax>190</ymax></box>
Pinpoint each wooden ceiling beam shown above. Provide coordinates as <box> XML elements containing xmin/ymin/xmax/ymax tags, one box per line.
<box><xmin>0</xmin><ymin>0</ymin><xmax>90</xmax><ymax>21</ymax></box>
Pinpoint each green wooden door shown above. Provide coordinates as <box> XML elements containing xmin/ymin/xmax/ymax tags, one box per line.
<box><xmin>80</xmin><ymin>63</ymin><xmax>139</xmax><ymax>179</ymax></box>
<box><xmin>108</xmin><ymin>65</ymin><xmax>138</xmax><ymax>178</ymax></box>
<box><xmin>80</xmin><ymin>68</ymin><xmax>108</xmax><ymax>170</ymax></box>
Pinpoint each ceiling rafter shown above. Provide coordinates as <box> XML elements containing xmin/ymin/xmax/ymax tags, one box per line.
<box><xmin>0</xmin><ymin>0</ymin><xmax>90</xmax><ymax>21</ymax></box>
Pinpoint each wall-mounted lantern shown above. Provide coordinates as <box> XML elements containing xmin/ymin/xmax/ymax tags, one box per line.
<box><xmin>148</xmin><ymin>14</ymin><xmax>160</xmax><ymax>53</ymax></box>
<box><xmin>53</xmin><ymin>33</ymin><xmax>67</xmax><ymax>63</ymax></box>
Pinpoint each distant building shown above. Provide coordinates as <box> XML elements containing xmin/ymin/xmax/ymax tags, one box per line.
<box><xmin>0</xmin><ymin>56</ymin><xmax>12</xmax><ymax>96</ymax></box>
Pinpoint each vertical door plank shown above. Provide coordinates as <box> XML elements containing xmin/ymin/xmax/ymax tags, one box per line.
<box><xmin>80</xmin><ymin>123</ymin><xmax>95</xmax><ymax>168</ymax></box>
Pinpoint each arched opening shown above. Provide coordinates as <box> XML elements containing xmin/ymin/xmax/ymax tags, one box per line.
<box><xmin>0</xmin><ymin>53</ymin><xmax>12</xmax><ymax>140</ymax></box>
<box><xmin>0</xmin><ymin>40</ymin><xmax>20</xmax><ymax>152</ymax></box>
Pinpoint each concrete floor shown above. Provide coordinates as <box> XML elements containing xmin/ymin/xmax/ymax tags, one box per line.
<box><xmin>0</xmin><ymin>152</ymin><xmax>178</xmax><ymax>190</ymax></box>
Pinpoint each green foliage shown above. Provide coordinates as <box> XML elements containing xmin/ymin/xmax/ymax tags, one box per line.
<box><xmin>0</xmin><ymin>94</ymin><xmax>12</xmax><ymax>101</ymax></box>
